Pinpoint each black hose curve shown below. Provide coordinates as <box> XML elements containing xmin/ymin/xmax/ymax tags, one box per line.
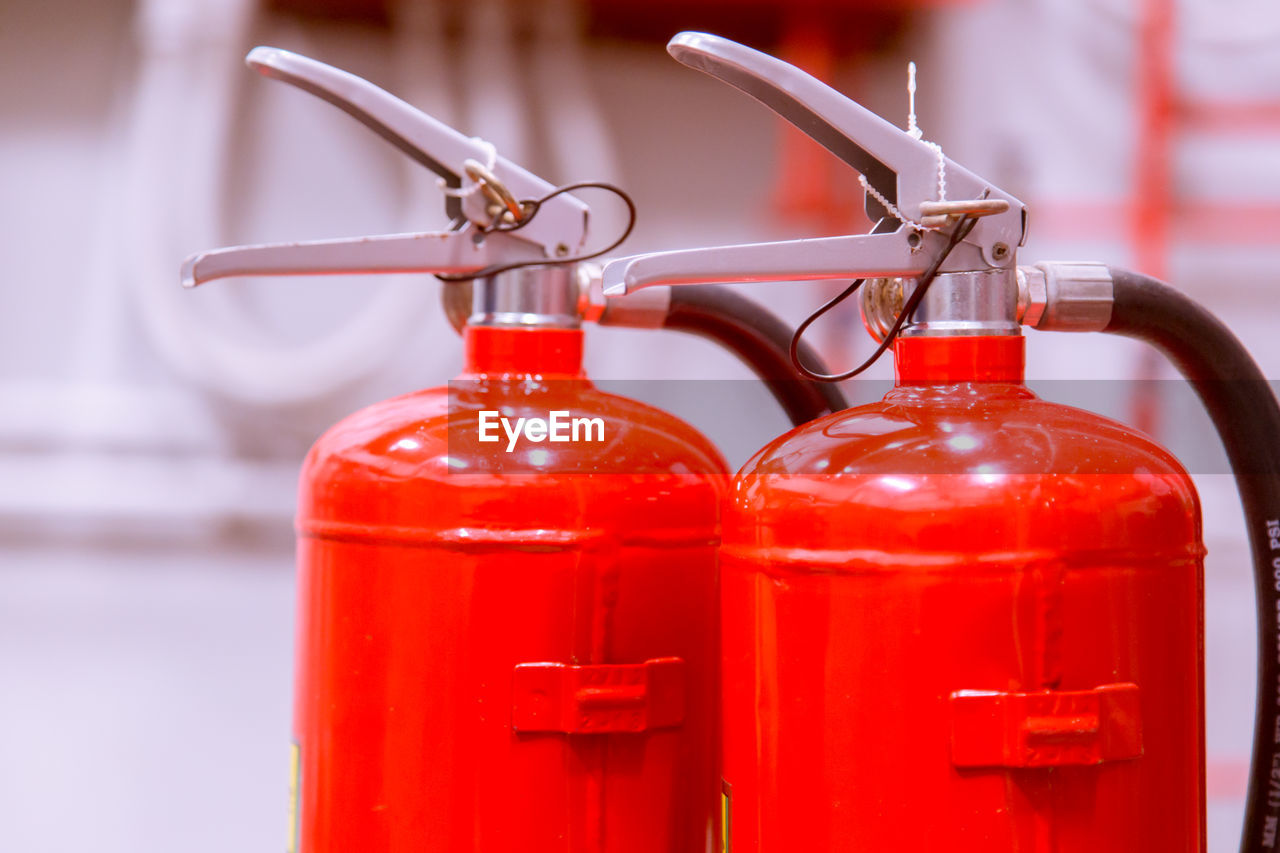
<box><xmin>663</xmin><ymin>286</ymin><xmax>848</xmax><ymax>427</ymax></box>
<box><xmin>1104</xmin><ymin>267</ymin><xmax>1280</xmax><ymax>853</ymax></box>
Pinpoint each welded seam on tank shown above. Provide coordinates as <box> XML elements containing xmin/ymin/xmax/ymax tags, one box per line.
<box><xmin>298</xmin><ymin>519</ymin><xmax>720</xmax><ymax>550</ymax></box>
<box><xmin>723</xmin><ymin>544</ymin><xmax>1205</xmax><ymax>574</ymax></box>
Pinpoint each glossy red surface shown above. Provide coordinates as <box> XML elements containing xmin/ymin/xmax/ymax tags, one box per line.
<box><xmin>293</xmin><ymin>326</ymin><xmax>728</xmax><ymax>852</ymax></box>
<box><xmin>721</xmin><ymin>335</ymin><xmax>1206</xmax><ymax>851</ymax></box>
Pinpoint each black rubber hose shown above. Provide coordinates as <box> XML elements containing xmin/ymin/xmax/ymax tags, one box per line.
<box><xmin>663</xmin><ymin>286</ymin><xmax>848</xmax><ymax>427</ymax></box>
<box><xmin>1104</xmin><ymin>267</ymin><xmax>1280</xmax><ymax>852</ymax></box>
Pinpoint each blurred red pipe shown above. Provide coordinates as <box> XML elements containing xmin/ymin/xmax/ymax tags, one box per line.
<box><xmin>1180</xmin><ymin>100</ymin><xmax>1280</xmax><ymax>134</ymax></box>
<box><xmin>1134</xmin><ymin>0</ymin><xmax>1176</xmax><ymax>280</ymax></box>
<box><xmin>769</xmin><ymin>17</ymin><xmax>867</xmax><ymax>232</ymax></box>
<box><xmin>1034</xmin><ymin>201</ymin><xmax>1280</xmax><ymax>246</ymax></box>
<box><xmin>1130</xmin><ymin>0</ymin><xmax>1176</xmax><ymax>435</ymax></box>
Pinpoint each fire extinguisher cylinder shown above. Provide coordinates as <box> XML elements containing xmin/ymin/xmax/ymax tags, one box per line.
<box><xmin>292</xmin><ymin>312</ymin><xmax>731</xmax><ymax>851</ymax></box>
<box><xmin>180</xmin><ymin>43</ymin><xmax>849</xmax><ymax>853</ymax></box>
<box><xmin>592</xmin><ymin>31</ymin><xmax>1273</xmax><ymax>851</ymax></box>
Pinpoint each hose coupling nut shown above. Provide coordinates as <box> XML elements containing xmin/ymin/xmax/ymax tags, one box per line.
<box><xmin>1017</xmin><ymin>262</ymin><xmax>1113</xmax><ymax>331</ymax></box>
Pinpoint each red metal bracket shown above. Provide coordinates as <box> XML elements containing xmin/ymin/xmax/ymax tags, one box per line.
<box><xmin>512</xmin><ymin>657</ymin><xmax>685</xmax><ymax>734</ymax></box>
<box><xmin>950</xmin><ymin>683</ymin><xmax>1142</xmax><ymax>768</ymax></box>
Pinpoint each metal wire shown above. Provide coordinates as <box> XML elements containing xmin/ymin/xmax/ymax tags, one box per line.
<box><xmin>787</xmin><ymin>214</ymin><xmax>980</xmax><ymax>382</ymax></box>
<box><xmin>435</xmin><ymin>181</ymin><xmax>636</xmax><ymax>283</ymax></box>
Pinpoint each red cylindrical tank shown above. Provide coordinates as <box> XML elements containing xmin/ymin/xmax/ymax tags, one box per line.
<box><xmin>292</xmin><ymin>325</ymin><xmax>728</xmax><ymax>852</ymax></box>
<box><xmin>721</xmin><ymin>334</ymin><xmax>1205</xmax><ymax>851</ymax></box>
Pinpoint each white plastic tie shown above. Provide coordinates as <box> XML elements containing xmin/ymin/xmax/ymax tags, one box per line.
<box><xmin>859</xmin><ymin>142</ymin><xmax>948</xmax><ymax>232</ymax></box>
<box><xmin>859</xmin><ymin>174</ymin><xmax>912</xmax><ymax>227</ymax></box>
<box><xmin>866</xmin><ymin>61</ymin><xmax>947</xmax><ymax>230</ymax></box>
<box><xmin>924</xmin><ymin>140</ymin><xmax>946</xmax><ymax>202</ymax></box>
<box><xmin>906</xmin><ymin>61</ymin><xmax>922</xmax><ymax>141</ymax></box>
<box><xmin>438</xmin><ymin>137</ymin><xmax>498</xmax><ymax>198</ymax></box>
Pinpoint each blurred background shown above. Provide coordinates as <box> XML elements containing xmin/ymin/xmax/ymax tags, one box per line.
<box><xmin>2</xmin><ymin>0</ymin><xmax>1278</xmax><ymax>849</ymax></box>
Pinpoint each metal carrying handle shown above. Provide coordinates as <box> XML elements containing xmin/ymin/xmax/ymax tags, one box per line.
<box><xmin>668</xmin><ymin>32</ymin><xmax>931</xmax><ymax>224</ymax></box>
<box><xmin>246</xmin><ymin>47</ymin><xmax>588</xmax><ymax>256</ymax></box>
<box><xmin>602</xmin><ymin>33</ymin><xmax>1028</xmax><ymax>295</ymax></box>
<box><xmin>183</xmin><ymin>47</ymin><xmax>590</xmax><ymax>287</ymax></box>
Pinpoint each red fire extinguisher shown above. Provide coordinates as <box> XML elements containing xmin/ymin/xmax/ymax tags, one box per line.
<box><xmin>183</xmin><ymin>47</ymin><xmax>845</xmax><ymax>852</ymax></box>
<box><xmin>606</xmin><ymin>33</ymin><xmax>1280</xmax><ymax>852</ymax></box>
